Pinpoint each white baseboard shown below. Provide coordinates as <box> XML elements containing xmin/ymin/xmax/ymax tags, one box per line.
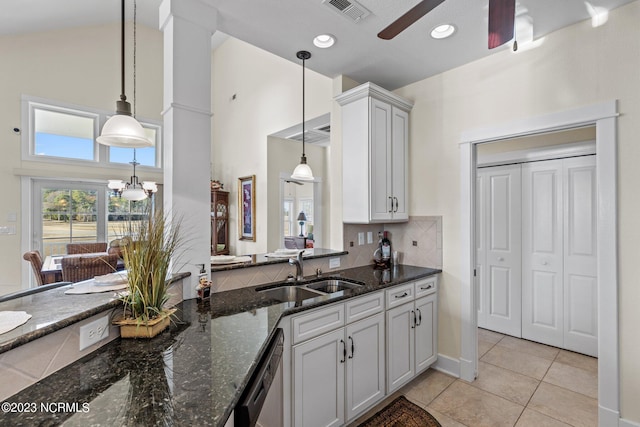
<box><xmin>432</xmin><ymin>354</ymin><xmax>460</xmax><ymax>378</ymax></box>
<box><xmin>620</xmin><ymin>417</ymin><xmax>640</xmax><ymax>427</ymax></box>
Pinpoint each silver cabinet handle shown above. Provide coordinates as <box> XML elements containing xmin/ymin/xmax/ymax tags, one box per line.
<box><xmin>395</xmin><ymin>292</ymin><xmax>408</xmax><ymax>299</ymax></box>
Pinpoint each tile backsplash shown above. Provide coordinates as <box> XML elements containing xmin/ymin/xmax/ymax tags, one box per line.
<box><xmin>343</xmin><ymin>216</ymin><xmax>442</xmax><ymax>269</ymax></box>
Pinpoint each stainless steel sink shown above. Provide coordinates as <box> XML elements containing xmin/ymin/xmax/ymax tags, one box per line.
<box><xmin>258</xmin><ymin>285</ymin><xmax>324</xmax><ymax>303</ymax></box>
<box><xmin>304</xmin><ymin>279</ymin><xmax>363</xmax><ymax>294</ymax></box>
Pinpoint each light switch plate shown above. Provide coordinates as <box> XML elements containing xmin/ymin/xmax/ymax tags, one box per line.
<box><xmin>367</xmin><ymin>231</ymin><xmax>373</xmax><ymax>244</ymax></box>
<box><xmin>329</xmin><ymin>257</ymin><xmax>340</xmax><ymax>269</ymax></box>
<box><xmin>357</xmin><ymin>232</ymin><xmax>365</xmax><ymax>245</ymax></box>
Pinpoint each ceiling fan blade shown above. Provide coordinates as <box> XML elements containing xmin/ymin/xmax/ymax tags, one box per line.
<box><xmin>488</xmin><ymin>0</ymin><xmax>515</xmax><ymax>49</ymax></box>
<box><xmin>378</xmin><ymin>0</ymin><xmax>446</xmax><ymax>40</ymax></box>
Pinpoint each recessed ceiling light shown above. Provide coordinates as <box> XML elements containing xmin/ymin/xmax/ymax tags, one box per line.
<box><xmin>313</xmin><ymin>34</ymin><xmax>336</xmax><ymax>48</ymax></box>
<box><xmin>430</xmin><ymin>24</ymin><xmax>456</xmax><ymax>39</ymax></box>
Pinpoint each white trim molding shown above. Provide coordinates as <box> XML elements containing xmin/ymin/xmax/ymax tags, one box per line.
<box><xmin>460</xmin><ymin>100</ymin><xmax>619</xmax><ymax>426</ymax></box>
<box><xmin>433</xmin><ymin>353</ymin><xmax>461</xmax><ymax>379</ymax></box>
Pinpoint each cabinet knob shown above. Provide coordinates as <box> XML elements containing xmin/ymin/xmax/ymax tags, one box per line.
<box><xmin>542</xmin><ymin>261</ymin><xmax>548</xmax><ymax>265</ymax></box>
<box><xmin>498</xmin><ymin>257</ymin><xmax>504</xmax><ymax>262</ymax></box>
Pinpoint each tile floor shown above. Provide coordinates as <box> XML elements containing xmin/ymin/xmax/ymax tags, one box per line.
<box><xmin>350</xmin><ymin>328</ymin><xmax>598</xmax><ymax>427</ymax></box>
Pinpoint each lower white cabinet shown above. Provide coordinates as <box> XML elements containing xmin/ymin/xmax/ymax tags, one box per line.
<box><xmin>292</xmin><ymin>297</ymin><xmax>385</xmax><ymax>427</ymax></box>
<box><xmin>386</xmin><ymin>293</ymin><xmax>437</xmax><ymax>394</ymax></box>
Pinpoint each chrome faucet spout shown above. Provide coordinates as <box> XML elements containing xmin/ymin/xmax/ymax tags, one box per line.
<box><xmin>289</xmin><ymin>251</ymin><xmax>304</xmax><ymax>281</ymax></box>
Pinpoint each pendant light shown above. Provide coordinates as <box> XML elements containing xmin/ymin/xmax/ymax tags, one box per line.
<box><xmin>291</xmin><ymin>50</ymin><xmax>314</xmax><ymax>181</ymax></box>
<box><xmin>108</xmin><ymin>149</ymin><xmax>157</xmax><ymax>201</ymax></box>
<box><xmin>97</xmin><ymin>0</ymin><xmax>152</xmax><ymax>148</ymax></box>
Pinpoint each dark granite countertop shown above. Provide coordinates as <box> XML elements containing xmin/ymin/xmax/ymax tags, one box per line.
<box><xmin>211</xmin><ymin>248</ymin><xmax>348</xmax><ymax>272</ymax></box>
<box><xmin>0</xmin><ymin>273</ymin><xmax>190</xmax><ymax>355</ymax></box>
<box><xmin>2</xmin><ymin>264</ymin><xmax>440</xmax><ymax>426</ymax></box>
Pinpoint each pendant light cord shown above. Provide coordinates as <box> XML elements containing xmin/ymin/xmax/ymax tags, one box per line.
<box><xmin>133</xmin><ymin>0</ymin><xmax>137</xmax><ymax>117</ymax></box>
<box><xmin>120</xmin><ymin>0</ymin><xmax>126</xmax><ymax>104</ymax></box>
<box><xmin>302</xmin><ymin>55</ymin><xmax>306</xmax><ymax>158</ymax></box>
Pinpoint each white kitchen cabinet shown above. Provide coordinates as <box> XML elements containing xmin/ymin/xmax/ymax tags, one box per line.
<box><xmin>291</xmin><ymin>292</ymin><xmax>385</xmax><ymax>427</ymax></box>
<box><xmin>386</xmin><ymin>279</ymin><xmax>439</xmax><ymax>394</ymax></box>
<box><xmin>336</xmin><ymin>82</ymin><xmax>413</xmax><ymax>223</ymax></box>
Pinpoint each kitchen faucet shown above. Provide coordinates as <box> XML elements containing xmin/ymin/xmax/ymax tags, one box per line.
<box><xmin>289</xmin><ymin>251</ymin><xmax>304</xmax><ymax>281</ymax></box>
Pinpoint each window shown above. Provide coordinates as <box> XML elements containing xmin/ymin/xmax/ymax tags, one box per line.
<box><xmin>34</xmin><ymin>179</ymin><xmax>153</xmax><ymax>257</ymax></box>
<box><xmin>22</xmin><ymin>96</ymin><xmax>161</xmax><ymax>168</ymax></box>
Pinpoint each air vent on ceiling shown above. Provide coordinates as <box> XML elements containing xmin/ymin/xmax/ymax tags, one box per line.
<box><xmin>322</xmin><ymin>0</ymin><xmax>371</xmax><ymax>23</ymax></box>
<box><xmin>289</xmin><ymin>130</ymin><xmax>330</xmax><ymax>145</ymax></box>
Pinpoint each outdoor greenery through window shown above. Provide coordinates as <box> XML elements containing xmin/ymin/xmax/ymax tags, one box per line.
<box><xmin>39</xmin><ymin>183</ymin><xmax>153</xmax><ymax>258</ymax></box>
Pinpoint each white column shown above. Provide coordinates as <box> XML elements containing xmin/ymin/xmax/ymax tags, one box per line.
<box><xmin>160</xmin><ymin>0</ymin><xmax>217</xmax><ymax>299</ymax></box>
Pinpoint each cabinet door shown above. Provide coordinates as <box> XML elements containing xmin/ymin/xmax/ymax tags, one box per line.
<box><xmin>415</xmin><ymin>294</ymin><xmax>437</xmax><ymax>374</ymax></box>
<box><xmin>522</xmin><ymin>160</ymin><xmax>564</xmax><ymax>347</ymax></box>
<box><xmin>563</xmin><ymin>156</ymin><xmax>597</xmax><ymax>357</ymax></box>
<box><xmin>370</xmin><ymin>98</ymin><xmax>393</xmax><ymax>222</ymax></box>
<box><xmin>390</xmin><ymin>106</ymin><xmax>408</xmax><ymax>220</ymax></box>
<box><xmin>386</xmin><ymin>302</ymin><xmax>415</xmax><ymax>393</ymax></box>
<box><xmin>345</xmin><ymin>313</ymin><xmax>385</xmax><ymax>421</ymax></box>
<box><xmin>293</xmin><ymin>329</ymin><xmax>345</xmax><ymax>427</ymax></box>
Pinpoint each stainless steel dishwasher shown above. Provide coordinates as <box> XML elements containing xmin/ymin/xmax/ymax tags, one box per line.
<box><xmin>235</xmin><ymin>328</ymin><xmax>284</xmax><ymax>427</ymax></box>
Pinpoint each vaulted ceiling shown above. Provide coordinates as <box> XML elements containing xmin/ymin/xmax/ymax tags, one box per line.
<box><xmin>1</xmin><ymin>0</ymin><xmax>635</xmax><ymax>89</ymax></box>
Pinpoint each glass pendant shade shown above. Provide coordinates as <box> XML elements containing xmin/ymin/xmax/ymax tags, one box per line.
<box><xmin>291</xmin><ymin>159</ymin><xmax>314</xmax><ymax>181</ymax></box>
<box><xmin>121</xmin><ymin>187</ymin><xmax>147</xmax><ymax>201</ymax></box>
<box><xmin>97</xmin><ymin>114</ymin><xmax>152</xmax><ymax>148</ymax></box>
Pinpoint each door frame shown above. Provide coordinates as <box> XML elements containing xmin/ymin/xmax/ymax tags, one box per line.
<box><xmin>459</xmin><ymin>101</ymin><xmax>618</xmax><ymax>425</ymax></box>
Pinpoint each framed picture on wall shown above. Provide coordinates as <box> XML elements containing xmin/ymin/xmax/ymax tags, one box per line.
<box><xmin>238</xmin><ymin>175</ymin><xmax>256</xmax><ymax>241</ymax></box>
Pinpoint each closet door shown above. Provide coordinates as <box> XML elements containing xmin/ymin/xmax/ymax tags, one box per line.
<box><xmin>563</xmin><ymin>156</ymin><xmax>597</xmax><ymax>357</ymax></box>
<box><xmin>477</xmin><ymin>164</ymin><xmax>522</xmax><ymax>337</ymax></box>
<box><xmin>522</xmin><ymin>160</ymin><xmax>564</xmax><ymax>347</ymax></box>
<box><xmin>476</xmin><ymin>172</ymin><xmax>487</xmax><ymax>328</ymax></box>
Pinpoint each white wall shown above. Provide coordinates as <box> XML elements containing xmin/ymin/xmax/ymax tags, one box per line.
<box><xmin>0</xmin><ymin>23</ymin><xmax>163</xmax><ymax>295</ymax></box>
<box><xmin>211</xmin><ymin>37</ymin><xmax>332</xmax><ymax>255</ymax></box>
<box><xmin>393</xmin><ymin>2</ymin><xmax>640</xmax><ymax>421</ymax></box>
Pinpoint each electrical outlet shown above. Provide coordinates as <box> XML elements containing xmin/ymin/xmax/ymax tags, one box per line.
<box><xmin>329</xmin><ymin>257</ymin><xmax>341</xmax><ymax>269</ymax></box>
<box><xmin>412</xmin><ymin>240</ymin><xmax>418</xmax><ymax>246</ymax></box>
<box><xmin>367</xmin><ymin>231</ymin><xmax>373</xmax><ymax>244</ymax></box>
<box><xmin>357</xmin><ymin>232</ymin><xmax>365</xmax><ymax>245</ymax></box>
<box><xmin>79</xmin><ymin>314</ymin><xmax>110</xmax><ymax>351</ymax></box>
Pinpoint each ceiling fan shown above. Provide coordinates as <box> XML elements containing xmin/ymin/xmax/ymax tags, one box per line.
<box><xmin>377</xmin><ymin>0</ymin><xmax>515</xmax><ymax>50</ymax></box>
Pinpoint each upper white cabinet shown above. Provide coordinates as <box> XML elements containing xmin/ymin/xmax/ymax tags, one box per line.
<box><xmin>336</xmin><ymin>82</ymin><xmax>413</xmax><ymax>223</ymax></box>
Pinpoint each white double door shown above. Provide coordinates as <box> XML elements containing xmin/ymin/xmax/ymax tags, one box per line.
<box><xmin>477</xmin><ymin>156</ymin><xmax>597</xmax><ymax>356</ymax></box>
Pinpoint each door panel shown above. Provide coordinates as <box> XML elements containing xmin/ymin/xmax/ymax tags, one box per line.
<box><xmin>386</xmin><ymin>303</ymin><xmax>414</xmax><ymax>393</ymax></box>
<box><xmin>476</xmin><ymin>173</ymin><xmax>487</xmax><ymax>328</ymax></box>
<box><xmin>563</xmin><ymin>156</ymin><xmax>597</xmax><ymax>356</ymax></box>
<box><xmin>522</xmin><ymin>161</ymin><xmax>563</xmax><ymax>347</ymax></box>
<box><xmin>391</xmin><ymin>107</ymin><xmax>408</xmax><ymax>220</ymax></box>
<box><xmin>415</xmin><ymin>295</ymin><xmax>437</xmax><ymax>374</ymax></box>
<box><xmin>370</xmin><ymin>99</ymin><xmax>392</xmax><ymax>221</ymax></box>
<box><xmin>481</xmin><ymin>164</ymin><xmax>522</xmax><ymax>337</ymax></box>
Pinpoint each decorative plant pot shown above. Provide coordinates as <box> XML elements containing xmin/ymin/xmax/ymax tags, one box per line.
<box><xmin>115</xmin><ymin>308</ymin><xmax>176</xmax><ymax>339</ymax></box>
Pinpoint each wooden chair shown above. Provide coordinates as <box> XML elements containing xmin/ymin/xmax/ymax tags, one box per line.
<box><xmin>61</xmin><ymin>254</ymin><xmax>119</xmax><ymax>283</ymax></box>
<box><xmin>66</xmin><ymin>242</ymin><xmax>108</xmax><ymax>254</ymax></box>
<box><xmin>23</xmin><ymin>250</ymin><xmax>45</xmax><ymax>286</ymax></box>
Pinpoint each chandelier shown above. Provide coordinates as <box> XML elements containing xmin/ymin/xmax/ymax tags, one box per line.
<box><xmin>108</xmin><ymin>149</ymin><xmax>157</xmax><ymax>201</ymax></box>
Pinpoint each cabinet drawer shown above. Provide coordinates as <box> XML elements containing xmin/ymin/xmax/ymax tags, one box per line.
<box><xmin>345</xmin><ymin>291</ymin><xmax>384</xmax><ymax>324</ymax></box>
<box><xmin>414</xmin><ymin>276</ymin><xmax>437</xmax><ymax>298</ymax></box>
<box><xmin>292</xmin><ymin>304</ymin><xmax>345</xmax><ymax>345</ymax></box>
<box><xmin>385</xmin><ymin>282</ymin><xmax>414</xmax><ymax>309</ymax></box>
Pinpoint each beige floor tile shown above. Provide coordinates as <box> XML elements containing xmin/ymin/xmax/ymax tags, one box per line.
<box><xmin>555</xmin><ymin>350</ymin><xmax>598</xmax><ymax>374</ymax></box>
<box><xmin>515</xmin><ymin>408</ymin><xmax>572</xmax><ymax>427</ymax></box>
<box><xmin>529</xmin><ymin>382</ymin><xmax>598</xmax><ymax>427</ymax></box>
<box><xmin>402</xmin><ymin>368</ymin><xmax>456</xmax><ymax>406</ymax></box>
<box><xmin>497</xmin><ymin>336</ymin><xmax>560</xmax><ymax>361</ymax></box>
<box><xmin>478</xmin><ymin>339</ymin><xmax>495</xmax><ymax>357</ymax></box>
<box><xmin>424</xmin><ymin>406</ymin><xmax>469</xmax><ymax>427</ymax></box>
<box><xmin>478</xmin><ymin>328</ymin><xmax>504</xmax><ymax>344</ymax></box>
<box><xmin>469</xmin><ymin>361</ymin><xmax>540</xmax><ymax>406</ymax></box>
<box><xmin>543</xmin><ymin>362</ymin><xmax>598</xmax><ymax>399</ymax></box>
<box><xmin>481</xmin><ymin>345</ymin><xmax>553</xmax><ymax>380</ymax></box>
<box><xmin>429</xmin><ymin>380</ymin><xmax>524</xmax><ymax>427</ymax></box>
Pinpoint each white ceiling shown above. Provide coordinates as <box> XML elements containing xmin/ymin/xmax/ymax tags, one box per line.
<box><xmin>1</xmin><ymin>0</ymin><xmax>634</xmax><ymax>90</ymax></box>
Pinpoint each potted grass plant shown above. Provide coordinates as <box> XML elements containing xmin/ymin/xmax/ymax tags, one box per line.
<box><xmin>114</xmin><ymin>207</ymin><xmax>182</xmax><ymax>338</ymax></box>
